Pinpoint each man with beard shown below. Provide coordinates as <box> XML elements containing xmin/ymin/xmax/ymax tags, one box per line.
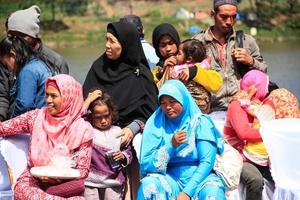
<box><xmin>193</xmin><ymin>0</ymin><xmax>267</xmax><ymax>112</ymax></box>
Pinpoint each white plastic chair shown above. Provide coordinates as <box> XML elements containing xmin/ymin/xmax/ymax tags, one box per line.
<box><xmin>260</xmin><ymin>118</ymin><xmax>300</xmax><ymax>200</ymax></box>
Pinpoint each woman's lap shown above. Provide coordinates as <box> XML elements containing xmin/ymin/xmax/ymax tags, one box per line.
<box><xmin>14</xmin><ymin>169</ymin><xmax>85</xmax><ymax>200</ymax></box>
<box><xmin>137</xmin><ymin>173</ymin><xmax>225</xmax><ymax>200</ymax></box>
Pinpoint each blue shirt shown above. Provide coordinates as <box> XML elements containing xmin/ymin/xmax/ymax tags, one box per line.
<box><xmin>11</xmin><ymin>57</ymin><xmax>52</xmax><ymax>118</ymax></box>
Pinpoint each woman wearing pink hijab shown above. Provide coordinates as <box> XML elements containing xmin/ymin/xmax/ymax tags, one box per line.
<box><xmin>0</xmin><ymin>74</ymin><xmax>93</xmax><ymax>199</ymax></box>
<box><xmin>224</xmin><ymin>70</ymin><xmax>273</xmax><ymax>200</ymax></box>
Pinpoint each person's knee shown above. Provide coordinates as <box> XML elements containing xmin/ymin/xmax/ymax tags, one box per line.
<box><xmin>241</xmin><ymin>163</ymin><xmax>264</xmax><ymax>188</ymax></box>
<box><xmin>242</xmin><ymin>172</ymin><xmax>264</xmax><ymax>189</ymax></box>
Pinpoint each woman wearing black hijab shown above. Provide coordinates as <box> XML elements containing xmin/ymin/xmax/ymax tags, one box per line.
<box><xmin>152</xmin><ymin>23</ymin><xmax>180</xmax><ymax>68</ymax></box>
<box><xmin>151</xmin><ymin>23</ymin><xmax>223</xmax><ymax>114</ymax></box>
<box><xmin>83</xmin><ymin>20</ymin><xmax>158</xmax><ymax>199</ymax></box>
<box><xmin>83</xmin><ymin>21</ymin><xmax>158</xmax><ymax>142</ymax></box>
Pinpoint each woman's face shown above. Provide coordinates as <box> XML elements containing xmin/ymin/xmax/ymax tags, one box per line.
<box><xmin>45</xmin><ymin>85</ymin><xmax>62</xmax><ymax>116</ymax></box>
<box><xmin>160</xmin><ymin>95</ymin><xmax>183</xmax><ymax>118</ymax></box>
<box><xmin>105</xmin><ymin>32</ymin><xmax>122</xmax><ymax>60</ymax></box>
<box><xmin>0</xmin><ymin>53</ymin><xmax>17</xmax><ymax>74</ymax></box>
<box><xmin>159</xmin><ymin>35</ymin><xmax>177</xmax><ymax>59</ymax></box>
<box><xmin>92</xmin><ymin>104</ymin><xmax>112</xmax><ymax>131</ymax></box>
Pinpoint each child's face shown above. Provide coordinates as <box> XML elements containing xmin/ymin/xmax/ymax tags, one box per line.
<box><xmin>92</xmin><ymin>104</ymin><xmax>112</xmax><ymax>131</ymax></box>
<box><xmin>176</xmin><ymin>44</ymin><xmax>185</xmax><ymax>65</ymax></box>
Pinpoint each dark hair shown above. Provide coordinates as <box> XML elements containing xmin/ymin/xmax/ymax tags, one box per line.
<box><xmin>0</xmin><ymin>36</ymin><xmax>33</xmax><ymax>75</ymax></box>
<box><xmin>89</xmin><ymin>89</ymin><xmax>119</xmax><ymax>124</ymax></box>
<box><xmin>181</xmin><ymin>39</ymin><xmax>206</xmax><ymax>63</ymax></box>
<box><xmin>0</xmin><ymin>36</ymin><xmax>60</xmax><ymax>76</ymax></box>
<box><xmin>120</xmin><ymin>15</ymin><xmax>144</xmax><ymax>39</ymax></box>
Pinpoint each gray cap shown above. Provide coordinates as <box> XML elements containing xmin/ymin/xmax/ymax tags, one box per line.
<box><xmin>7</xmin><ymin>5</ymin><xmax>41</xmax><ymax>38</ymax></box>
<box><xmin>213</xmin><ymin>0</ymin><xmax>237</xmax><ymax>9</ymax></box>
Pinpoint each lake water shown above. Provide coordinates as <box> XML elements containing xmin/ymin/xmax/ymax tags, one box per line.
<box><xmin>56</xmin><ymin>42</ymin><xmax>300</xmax><ymax>101</ymax></box>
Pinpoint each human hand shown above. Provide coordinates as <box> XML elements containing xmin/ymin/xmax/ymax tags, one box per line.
<box><xmin>246</xmin><ymin>85</ymin><xmax>257</xmax><ymax>100</ymax></box>
<box><xmin>83</xmin><ymin>90</ymin><xmax>102</xmax><ymax>110</ymax></box>
<box><xmin>119</xmin><ymin>127</ymin><xmax>134</xmax><ymax>147</ymax></box>
<box><xmin>178</xmin><ymin>68</ymin><xmax>189</xmax><ymax>82</ymax></box>
<box><xmin>233</xmin><ymin>48</ymin><xmax>254</xmax><ymax>66</ymax></box>
<box><xmin>176</xmin><ymin>192</ymin><xmax>190</xmax><ymax>200</ymax></box>
<box><xmin>39</xmin><ymin>176</ymin><xmax>63</xmax><ymax>184</ymax></box>
<box><xmin>171</xmin><ymin>130</ymin><xmax>187</xmax><ymax>147</ymax></box>
<box><xmin>113</xmin><ymin>150</ymin><xmax>125</xmax><ymax>162</ymax></box>
<box><xmin>163</xmin><ymin>56</ymin><xmax>177</xmax><ymax>69</ymax></box>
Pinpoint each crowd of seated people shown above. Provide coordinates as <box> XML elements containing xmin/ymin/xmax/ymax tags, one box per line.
<box><xmin>1</xmin><ymin>1</ymin><xmax>299</xmax><ymax>200</ymax></box>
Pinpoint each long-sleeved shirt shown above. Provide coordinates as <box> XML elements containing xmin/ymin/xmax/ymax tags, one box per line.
<box><xmin>193</xmin><ymin>27</ymin><xmax>268</xmax><ymax>111</ymax></box>
<box><xmin>12</xmin><ymin>57</ymin><xmax>52</xmax><ymax>118</ymax></box>
<box><xmin>223</xmin><ymin>100</ymin><xmax>262</xmax><ymax>159</ymax></box>
<box><xmin>85</xmin><ymin>126</ymin><xmax>132</xmax><ymax>188</ymax></box>
<box><xmin>152</xmin><ymin>64</ymin><xmax>223</xmax><ymax>94</ymax></box>
<box><xmin>0</xmin><ymin>109</ymin><xmax>92</xmax><ymax>199</ymax></box>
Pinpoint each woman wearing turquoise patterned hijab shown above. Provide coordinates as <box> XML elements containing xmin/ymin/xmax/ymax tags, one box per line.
<box><xmin>137</xmin><ymin>80</ymin><xmax>226</xmax><ymax>200</ymax></box>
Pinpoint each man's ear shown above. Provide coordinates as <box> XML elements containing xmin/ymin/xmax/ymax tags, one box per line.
<box><xmin>210</xmin><ymin>10</ymin><xmax>215</xmax><ymax>18</ymax></box>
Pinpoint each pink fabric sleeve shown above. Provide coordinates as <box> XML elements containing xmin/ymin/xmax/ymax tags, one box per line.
<box><xmin>72</xmin><ymin>140</ymin><xmax>93</xmax><ymax>178</ymax></box>
<box><xmin>227</xmin><ymin>101</ymin><xmax>262</xmax><ymax>142</ymax></box>
<box><xmin>0</xmin><ymin>109</ymin><xmax>39</xmax><ymax>136</ymax></box>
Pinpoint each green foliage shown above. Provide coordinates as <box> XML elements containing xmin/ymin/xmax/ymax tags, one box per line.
<box><xmin>285</xmin><ymin>15</ymin><xmax>300</xmax><ymax>29</ymax></box>
<box><xmin>60</xmin><ymin>0</ymin><xmax>88</xmax><ymax>16</ymax></box>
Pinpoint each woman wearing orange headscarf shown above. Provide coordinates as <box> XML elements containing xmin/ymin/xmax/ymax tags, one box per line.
<box><xmin>0</xmin><ymin>74</ymin><xmax>93</xmax><ymax>199</ymax></box>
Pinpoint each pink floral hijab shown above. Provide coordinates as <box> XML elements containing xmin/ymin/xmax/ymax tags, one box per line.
<box><xmin>30</xmin><ymin>74</ymin><xmax>93</xmax><ymax>166</ymax></box>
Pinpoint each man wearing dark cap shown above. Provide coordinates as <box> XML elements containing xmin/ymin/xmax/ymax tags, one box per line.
<box><xmin>120</xmin><ymin>14</ymin><xmax>159</xmax><ymax>68</ymax></box>
<box><xmin>193</xmin><ymin>0</ymin><xmax>267</xmax><ymax>112</ymax></box>
<box><xmin>193</xmin><ymin>1</ymin><xmax>270</xmax><ymax>200</ymax></box>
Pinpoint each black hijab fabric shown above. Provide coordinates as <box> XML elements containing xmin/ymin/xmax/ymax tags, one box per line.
<box><xmin>152</xmin><ymin>23</ymin><xmax>181</xmax><ymax>66</ymax></box>
<box><xmin>83</xmin><ymin>21</ymin><xmax>158</xmax><ymax>127</ymax></box>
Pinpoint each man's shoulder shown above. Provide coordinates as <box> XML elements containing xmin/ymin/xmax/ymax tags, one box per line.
<box><xmin>22</xmin><ymin>57</ymin><xmax>48</xmax><ymax>73</ymax></box>
<box><xmin>39</xmin><ymin>45</ymin><xmax>64</xmax><ymax>60</ymax></box>
<box><xmin>235</xmin><ymin>30</ymin><xmax>257</xmax><ymax>43</ymax></box>
<box><xmin>192</xmin><ymin>28</ymin><xmax>211</xmax><ymax>43</ymax></box>
<box><xmin>192</xmin><ymin>31</ymin><xmax>206</xmax><ymax>40</ymax></box>
<box><xmin>39</xmin><ymin>43</ymin><xmax>69</xmax><ymax>74</ymax></box>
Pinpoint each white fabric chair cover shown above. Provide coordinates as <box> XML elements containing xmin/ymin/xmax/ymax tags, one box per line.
<box><xmin>0</xmin><ymin>134</ymin><xmax>30</xmax><ymax>186</ymax></box>
<box><xmin>209</xmin><ymin>111</ymin><xmax>226</xmax><ymax>134</ymax></box>
<box><xmin>260</xmin><ymin>118</ymin><xmax>300</xmax><ymax>200</ymax></box>
<box><xmin>0</xmin><ymin>148</ymin><xmax>13</xmax><ymax>200</ymax></box>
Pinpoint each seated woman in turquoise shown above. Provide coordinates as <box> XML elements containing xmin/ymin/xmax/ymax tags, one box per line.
<box><xmin>137</xmin><ymin>80</ymin><xmax>226</xmax><ymax>200</ymax></box>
